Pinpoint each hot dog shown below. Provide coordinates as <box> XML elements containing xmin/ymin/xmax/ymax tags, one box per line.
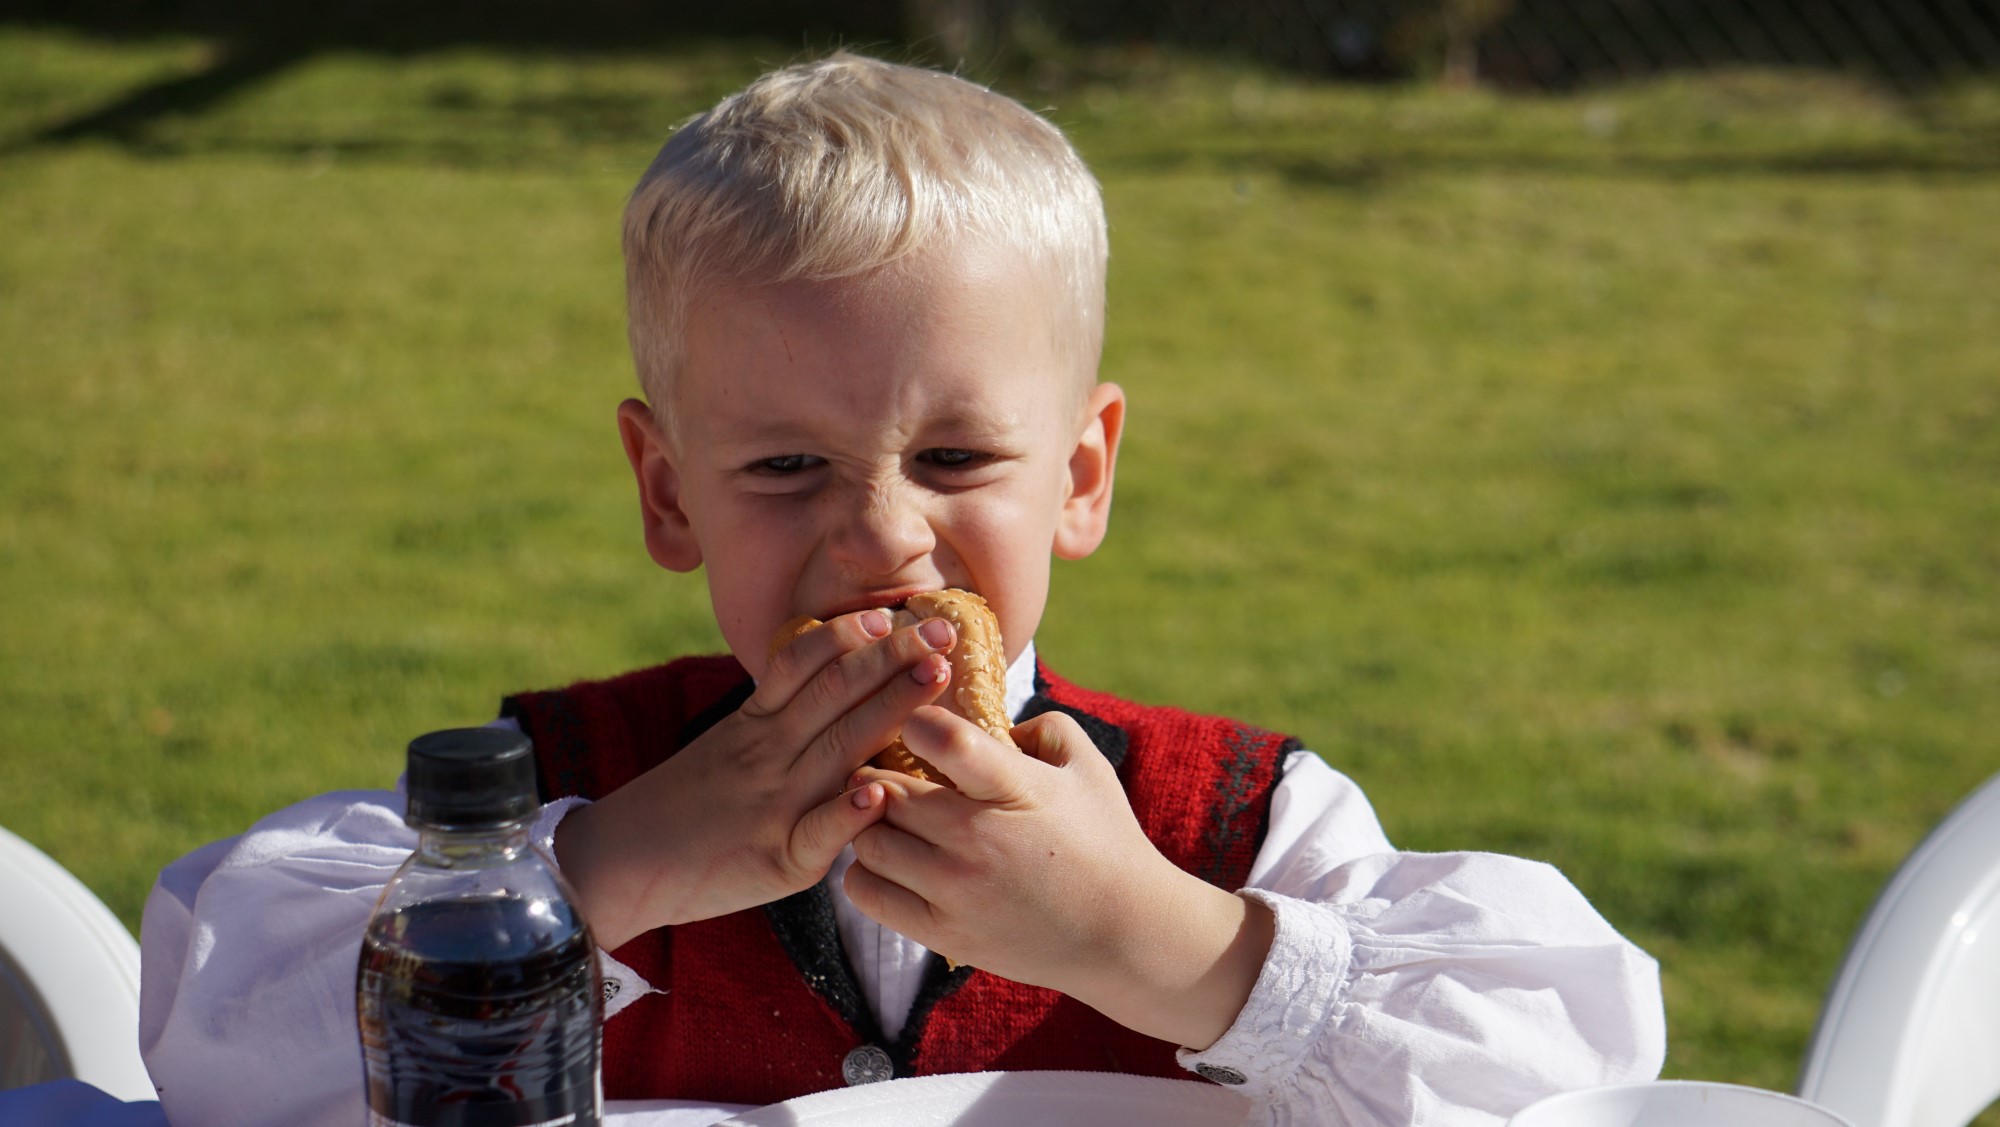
<box><xmin>770</xmin><ymin>588</ymin><xmax>1017</xmax><ymax>787</ymax></box>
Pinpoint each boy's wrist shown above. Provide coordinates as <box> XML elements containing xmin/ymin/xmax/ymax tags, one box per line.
<box><xmin>551</xmin><ymin>801</ymin><xmax>622</xmax><ymax>947</ymax></box>
<box><xmin>551</xmin><ymin>796</ymin><xmax>672</xmax><ymax>951</ymax></box>
<box><xmin>1064</xmin><ymin>863</ymin><xmax>1276</xmax><ymax>1051</ymax></box>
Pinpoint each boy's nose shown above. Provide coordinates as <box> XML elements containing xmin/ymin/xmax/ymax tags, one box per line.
<box><xmin>824</xmin><ymin>483</ymin><xmax>935</xmax><ymax>578</ymax></box>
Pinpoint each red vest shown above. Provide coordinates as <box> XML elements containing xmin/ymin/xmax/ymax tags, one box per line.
<box><xmin>503</xmin><ymin>657</ymin><xmax>1296</xmax><ymax>1106</ymax></box>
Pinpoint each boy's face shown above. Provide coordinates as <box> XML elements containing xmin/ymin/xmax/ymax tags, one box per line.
<box><xmin>619</xmin><ymin>242</ymin><xmax>1123</xmax><ymax>681</ymax></box>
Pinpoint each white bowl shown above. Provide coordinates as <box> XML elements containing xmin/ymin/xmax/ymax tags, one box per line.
<box><xmin>1508</xmin><ymin>1081</ymin><xmax>1857</xmax><ymax>1127</ymax></box>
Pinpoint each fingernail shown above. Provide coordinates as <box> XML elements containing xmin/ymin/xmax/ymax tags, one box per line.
<box><xmin>860</xmin><ymin>610</ymin><xmax>892</xmax><ymax>638</ymax></box>
<box><xmin>850</xmin><ymin>784</ymin><xmax>879</xmax><ymax>809</ymax></box>
<box><xmin>919</xmin><ymin>618</ymin><xmax>953</xmax><ymax>650</ymax></box>
<box><xmin>911</xmin><ymin>655</ymin><xmax>949</xmax><ymax>685</ymax></box>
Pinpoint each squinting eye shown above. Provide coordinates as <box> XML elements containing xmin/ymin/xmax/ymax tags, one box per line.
<box><xmin>921</xmin><ymin>448</ymin><xmax>988</xmax><ymax>468</ymax></box>
<box><xmin>750</xmin><ymin>454</ymin><xmax>820</xmax><ymax>475</ymax></box>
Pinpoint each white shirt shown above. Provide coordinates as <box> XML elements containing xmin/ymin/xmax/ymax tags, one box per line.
<box><xmin>139</xmin><ymin>643</ymin><xmax>1664</xmax><ymax>1126</ymax></box>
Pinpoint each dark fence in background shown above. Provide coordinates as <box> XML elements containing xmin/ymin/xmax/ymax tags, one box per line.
<box><xmin>5</xmin><ymin>0</ymin><xmax>1997</xmax><ymax>92</ymax></box>
<box><xmin>1049</xmin><ymin>0</ymin><xmax>2000</xmax><ymax>90</ymax></box>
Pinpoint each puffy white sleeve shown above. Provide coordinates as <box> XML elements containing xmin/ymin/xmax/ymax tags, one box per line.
<box><xmin>138</xmin><ymin>788</ymin><xmax>606</xmax><ymax>1127</ymax></box>
<box><xmin>140</xmin><ymin>790</ymin><xmax>412</xmax><ymax>1127</ymax></box>
<box><xmin>1175</xmin><ymin>751</ymin><xmax>1666</xmax><ymax>1126</ymax></box>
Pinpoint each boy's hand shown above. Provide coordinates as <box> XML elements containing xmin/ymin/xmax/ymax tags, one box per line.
<box><xmin>842</xmin><ymin>709</ymin><xmax>1276</xmax><ymax>1051</ymax></box>
<box><xmin>553</xmin><ymin>609</ymin><xmax>957</xmax><ymax>950</ymax></box>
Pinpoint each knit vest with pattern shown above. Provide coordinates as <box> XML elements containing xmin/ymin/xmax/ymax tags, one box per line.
<box><xmin>502</xmin><ymin>656</ymin><xmax>1297</xmax><ymax>1106</ymax></box>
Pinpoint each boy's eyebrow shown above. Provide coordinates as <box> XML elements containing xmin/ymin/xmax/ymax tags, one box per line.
<box><xmin>917</xmin><ymin>408</ymin><xmax>1028</xmax><ymax>440</ymax></box>
<box><xmin>711</xmin><ymin>406</ymin><xmax>1029</xmax><ymax>450</ymax></box>
<box><xmin>707</xmin><ymin>415</ymin><xmax>814</xmax><ymax>448</ymax></box>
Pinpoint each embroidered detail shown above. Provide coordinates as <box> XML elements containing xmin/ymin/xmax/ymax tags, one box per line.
<box><xmin>1199</xmin><ymin>726</ymin><xmax>1297</xmax><ymax>887</ymax></box>
<box><xmin>602</xmin><ymin>979</ymin><xmax>621</xmax><ymax>1003</ymax></box>
<box><xmin>1176</xmin><ymin>889</ymin><xmax>1349</xmax><ymax>1104</ymax></box>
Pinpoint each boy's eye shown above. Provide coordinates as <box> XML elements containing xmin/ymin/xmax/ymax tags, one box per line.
<box><xmin>919</xmin><ymin>448</ymin><xmax>990</xmax><ymax>469</ymax></box>
<box><xmin>749</xmin><ymin>454</ymin><xmax>821</xmax><ymax>475</ymax></box>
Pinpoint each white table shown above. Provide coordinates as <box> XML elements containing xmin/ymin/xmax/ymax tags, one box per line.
<box><xmin>0</xmin><ymin>1082</ymin><xmax>755</xmax><ymax>1127</ymax></box>
<box><xmin>0</xmin><ymin>1071</ymin><xmax>1252</xmax><ymax>1126</ymax></box>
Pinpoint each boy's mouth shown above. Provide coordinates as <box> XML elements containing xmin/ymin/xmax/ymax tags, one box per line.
<box><xmin>814</xmin><ymin>587</ymin><xmax>963</xmax><ymax>622</ymax></box>
<box><xmin>816</xmin><ymin>597</ymin><xmax>915</xmax><ymax>621</ymax></box>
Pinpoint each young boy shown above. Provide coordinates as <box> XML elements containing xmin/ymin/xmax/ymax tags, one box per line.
<box><xmin>141</xmin><ymin>55</ymin><xmax>1664</xmax><ymax>1125</ymax></box>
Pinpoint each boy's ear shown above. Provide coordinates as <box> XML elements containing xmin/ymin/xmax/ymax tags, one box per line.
<box><xmin>1053</xmin><ymin>382</ymin><xmax>1126</xmax><ymax>561</ymax></box>
<box><xmin>616</xmin><ymin>398</ymin><xmax>703</xmax><ymax>573</ymax></box>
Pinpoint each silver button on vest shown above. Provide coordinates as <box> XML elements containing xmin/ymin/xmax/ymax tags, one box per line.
<box><xmin>841</xmin><ymin>1044</ymin><xmax>894</xmax><ymax>1086</ymax></box>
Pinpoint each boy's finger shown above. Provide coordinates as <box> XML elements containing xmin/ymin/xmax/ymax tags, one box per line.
<box><xmin>841</xmin><ymin>857</ymin><xmax>937</xmax><ymax>946</ymax></box>
<box><xmin>744</xmin><ymin>608</ymin><xmax>894</xmax><ymax>717</ymax></box>
<box><xmin>755</xmin><ymin>621</ymin><xmax>959</xmax><ymax>766</ymax></box>
<box><xmin>897</xmin><ymin>706</ymin><xmax>1033</xmax><ymax>805</ymax></box>
<box><xmin>786</xmin><ymin>781</ymin><xmax>890</xmax><ymax>879</ymax></box>
<box><xmin>848</xmin><ymin>765</ymin><xmax>944</xmax><ymax>802</ymax></box>
<box><xmin>1006</xmin><ymin>711</ymin><xmax>1101</xmax><ymax>771</ymax></box>
<box><xmin>850</xmin><ymin>822</ymin><xmax>944</xmax><ymax>897</ymax></box>
<box><xmin>848</xmin><ymin>766</ymin><xmax>963</xmax><ymax>843</ymax></box>
<box><xmin>797</xmin><ymin>647</ymin><xmax>952</xmax><ymax>776</ymax></box>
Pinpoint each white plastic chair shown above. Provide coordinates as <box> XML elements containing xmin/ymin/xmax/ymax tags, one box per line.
<box><xmin>1797</xmin><ymin>771</ymin><xmax>2000</xmax><ymax>1127</ymax></box>
<box><xmin>0</xmin><ymin>826</ymin><xmax>155</xmax><ymax>1102</ymax></box>
<box><xmin>1509</xmin><ymin>1079</ymin><xmax>1853</xmax><ymax>1126</ymax></box>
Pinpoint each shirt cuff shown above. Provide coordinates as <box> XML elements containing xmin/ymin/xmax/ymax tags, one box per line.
<box><xmin>1176</xmin><ymin>889</ymin><xmax>1351</xmax><ymax>1103</ymax></box>
<box><xmin>527</xmin><ymin>794</ymin><xmax>589</xmax><ymax>860</ymax></box>
<box><xmin>528</xmin><ymin>795</ymin><xmax>661</xmax><ymax>1022</ymax></box>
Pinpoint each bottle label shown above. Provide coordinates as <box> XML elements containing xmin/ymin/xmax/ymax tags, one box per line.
<box><xmin>358</xmin><ymin>895</ymin><xmax>602</xmax><ymax>1127</ymax></box>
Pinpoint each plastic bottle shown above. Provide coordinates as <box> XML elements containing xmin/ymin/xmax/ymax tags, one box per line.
<box><xmin>357</xmin><ymin>728</ymin><xmax>602</xmax><ymax>1127</ymax></box>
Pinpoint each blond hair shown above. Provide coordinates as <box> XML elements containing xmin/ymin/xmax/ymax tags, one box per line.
<box><xmin>623</xmin><ymin>53</ymin><xmax>1108</xmax><ymax>422</ymax></box>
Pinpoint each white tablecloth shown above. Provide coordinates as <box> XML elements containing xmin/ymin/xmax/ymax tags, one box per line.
<box><xmin>0</xmin><ymin>1081</ymin><xmax>755</xmax><ymax>1127</ymax></box>
<box><xmin>1</xmin><ymin>1071</ymin><xmax>1252</xmax><ymax>1126</ymax></box>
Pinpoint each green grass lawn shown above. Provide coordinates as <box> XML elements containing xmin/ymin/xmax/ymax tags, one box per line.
<box><xmin>2</xmin><ymin>26</ymin><xmax>1996</xmax><ymax>1097</ymax></box>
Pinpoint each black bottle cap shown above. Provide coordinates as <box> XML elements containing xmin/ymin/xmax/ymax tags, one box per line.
<box><xmin>404</xmin><ymin>728</ymin><xmax>539</xmax><ymax>830</ymax></box>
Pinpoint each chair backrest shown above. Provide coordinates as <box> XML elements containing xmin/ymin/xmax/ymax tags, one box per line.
<box><xmin>0</xmin><ymin>826</ymin><xmax>155</xmax><ymax>1102</ymax></box>
<box><xmin>1797</xmin><ymin>771</ymin><xmax>2000</xmax><ymax>1127</ymax></box>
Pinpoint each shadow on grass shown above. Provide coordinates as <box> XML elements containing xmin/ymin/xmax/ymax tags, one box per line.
<box><xmin>29</xmin><ymin>39</ymin><xmax>315</xmax><ymax>147</ymax></box>
<box><xmin>1094</xmin><ymin>143</ymin><xmax>2000</xmax><ymax>192</ymax></box>
<box><xmin>2</xmin><ymin>0</ymin><xmax>898</xmax><ymax>153</ymax></box>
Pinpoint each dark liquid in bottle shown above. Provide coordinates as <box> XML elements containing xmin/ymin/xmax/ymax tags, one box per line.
<box><xmin>358</xmin><ymin>896</ymin><xmax>599</xmax><ymax>1127</ymax></box>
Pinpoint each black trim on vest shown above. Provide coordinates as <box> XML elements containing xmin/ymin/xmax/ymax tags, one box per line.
<box><xmin>680</xmin><ymin>676</ymin><xmax>756</xmax><ymax>749</ymax></box>
<box><xmin>887</xmin><ymin>957</ymin><xmax>975</xmax><ymax>1075</ymax></box>
<box><xmin>1028</xmin><ymin>661</ymin><xmax>1295</xmax><ymax>890</ymax></box>
<box><xmin>842</xmin><ymin>667</ymin><xmax>1141</xmax><ymax>1074</ymax></box>
<box><xmin>762</xmin><ymin>884</ymin><xmax>883</xmax><ymax>1046</ymax></box>
<box><xmin>672</xmin><ymin>677</ymin><xmax>895</xmax><ymax>1064</ymax></box>
<box><xmin>763</xmin><ymin>880</ymin><xmax>976</xmax><ymax>1079</ymax></box>
<box><xmin>762</xmin><ymin>666</ymin><xmax>1138</xmax><ymax>1078</ymax></box>
<box><xmin>1022</xmin><ymin>666</ymin><xmax>1130</xmax><ymax>770</ymax></box>
<box><xmin>502</xmin><ymin>690</ymin><xmax>593</xmax><ymax>805</ymax></box>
